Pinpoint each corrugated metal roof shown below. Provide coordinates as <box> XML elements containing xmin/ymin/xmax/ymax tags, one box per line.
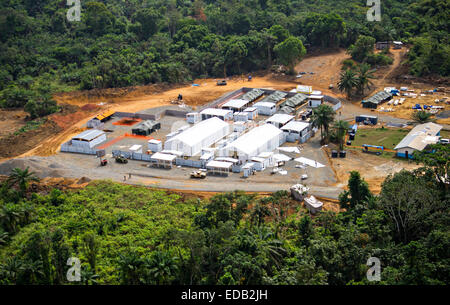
<box><xmin>395</xmin><ymin>122</ymin><xmax>443</xmax><ymax>150</ymax></box>
<box><xmin>362</xmin><ymin>91</ymin><xmax>393</xmax><ymax>105</ymax></box>
<box><xmin>72</xmin><ymin>129</ymin><xmax>105</xmax><ymax>141</ymax></box>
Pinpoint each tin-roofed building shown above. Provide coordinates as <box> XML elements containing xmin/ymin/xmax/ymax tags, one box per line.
<box><xmin>71</xmin><ymin>129</ymin><xmax>107</xmax><ymax>148</ymax></box>
<box><xmin>362</xmin><ymin>91</ymin><xmax>393</xmax><ymax>108</ymax></box>
<box><xmin>281</xmin><ymin>121</ymin><xmax>311</xmax><ymax>143</ymax></box>
<box><xmin>200</xmin><ymin>108</ymin><xmax>234</xmax><ymax>121</ymax></box>
<box><xmin>266</xmin><ymin>113</ymin><xmax>294</xmax><ymax>128</ymax></box>
<box><xmin>221</xmin><ymin>99</ymin><xmax>251</xmax><ymax>112</ymax></box>
<box><xmin>394</xmin><ymin>122</ymin><xmax>442</xmax><ymax>159</ymax></box>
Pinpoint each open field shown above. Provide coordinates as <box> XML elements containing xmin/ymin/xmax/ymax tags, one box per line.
<box><xmin>351</xmin><ymin>127</ymin><xmax>409</xmax><ymax>150</ymax></box>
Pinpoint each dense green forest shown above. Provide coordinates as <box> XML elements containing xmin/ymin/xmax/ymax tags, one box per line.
<box><xmin>0</xmin><ymin>145</ymin><xmax>448</xmax><ymax>285</ymax></box>
<box><xmin>0</xmin><ymin>0</ymin><xmax>449</xmax><ymax>118</ymax></box>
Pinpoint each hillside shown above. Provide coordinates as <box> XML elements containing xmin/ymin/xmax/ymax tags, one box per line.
<box><xmin>1</xmin><ymin>0</ymin><xmax>448</xmax><ymax>119</ymax></box>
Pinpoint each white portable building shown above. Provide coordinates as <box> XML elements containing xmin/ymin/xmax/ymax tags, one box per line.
<box><xmin>164</xmin><ymin>117</ymin><xmax>230</xmax><ymax>156</ymax></box>
<box><xmin>222</xmin><ymin>99</ymin><xmax>250</xmax><ymax>112</ymax></box>
<box><xmin>71</xmin><ymin>129</ymin><xmax>106</xmax><ymax>149</ymax></box>
<box><xmin>220</xmin><ymin>124</ymin><xmax>284</xmax><ymax>161</ymax></box>
<box><xmin>234</xmin><ymin>112</ymin><xmax>249</xmax><ymax>122</ymax></box>
<box><xmin>129</xmin><ymin>144</ymin><xmax>143</xmax><ymax>154</ymax></box>
<box><xmin>200</xmin><ymin>108</ymin><xmax>233</xmax><ymax>121</ymax></box>
<box><xmin>281</xmin><ymin>121</ymin><xmax>310</xmax><ymax>143</ymax></box>
<box><xmin>266</xmin><ymin>114</ymin><xmax>294</xmax><ymax>128</ymax></box>
<box><xmin>253</xmin><ymin>101</ymin><xmax>277</xmax><ymax>116</ymax></box>
<box><xmin>148</xmin><ymin>139</ymin><xmax>163</xmax><ymax>152</ymax></box>
<box><xmin>308</xmin><ymin>95</ymin><xmax>324</xmax><ymax>108</ymax></box>
<box><xmin>297</xmin><ymin>85</ymin><xmax>313</xmax><ymax>94</ymax></box>
<box><xmin>243</xmin><ymin>107</ymin><xmax>258</xmax><ymax>120</ymax></box>
<box><xmin>186</xmin><ymin>112</ymin><xmax>201</xmax><ymax>124</ymax></box>
<box><xmin>233</xmin><ymin>121</ymin><xmax>247</xmax><ymax>133</ymax></box>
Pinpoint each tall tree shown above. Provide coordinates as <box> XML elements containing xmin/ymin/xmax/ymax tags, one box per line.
<box><xmin>338</xmin><ymin>69</ymin><xmax>358</xmax><ymax>99</ymax></box>
<box><xmin>311</xmin><ymin>104</ymin><xmax>336</xmax><ymax>144</ymax></box>
<box><xmin>274</xmin><ymin>36</ymin><xmax>306</xmax><ymax>74</ymax></box>
<box><xmin>334</xmin><ymin>120</ymin><xmax>350</xmax><ymax>151</ymax></box>
<box><xmin>356</xmin><ymin>63</ymin><xmax>375</xmax><ymax>96</ymax></box>
<box><xmin>7</xmin><ymin>167</ymin><xmax>39</xmax><ymax>196</ymax></box>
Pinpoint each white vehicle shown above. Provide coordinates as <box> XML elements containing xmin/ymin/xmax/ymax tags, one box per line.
<box><xmin>439</xmin><ymin>138</ymin><xmax>449</xmax><ymax>145</ymax></box>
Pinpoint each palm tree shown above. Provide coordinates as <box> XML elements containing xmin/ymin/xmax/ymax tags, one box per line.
<box><xmin>249</xmin><ymin>227</ymin><xmax>286</xmax><ymax>268</ymax></box>
<box><xmin>249</xmin><ymin>202</ymin><xmax>271</xmax><ymax>227</ymax></box>
<box><xmin>338</xmin><ymin>69</ymin><xmax>358</xmax><ymax>99</ymax></box>
<box><xmin>7</xmin><ymin>167</ymin><xmax>39</xmax><ymax>195</ymax></box>
<box><xmin>0</xmin><ymin>256</ymin><xmax>24</xmax><ymax>284</ymax></box>
<box><xmin>22</xmin><ymin>259</ymin><xmax>44</xmax><ymax>284</ymax></box>
<box><xmin>311</xmin><ymin>104</ymin><xmax>336</xmax><ymax>144</ymax></box>
<box><xmin>0</xmin><ymin>203</ymin><xmax>22</xmax><ymax>233</ymax></box>
<box><xmin>118</xmin><ymin>252</ymin><xmax>143</xmax><ymax>285</ymax></box>
<box><xmin>356</xmin><ymin>63</ymin><xmax>376</xmax><ymax>96</ymax></box>
<box><xmin>334</xmin><ymin>120</ymin><xmax>350</xmax><ymax>151</ymax></box>
<box><xmin>412</xmin><ymin>110</ymin><xmax>433</xmax><ymax>124</ymax></box>
<box><xmin>145</xmin><ymin>251</ymin><xmax>179</xmax><ymax>285</ymax></box>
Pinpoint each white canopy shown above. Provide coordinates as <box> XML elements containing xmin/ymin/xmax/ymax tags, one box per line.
<box><xmin>273</xmin><ymin>154</ymin><xmax>291</xmax><ymax>162</ymax></box>
<box><xmin>164</xmin><ymin>117</ymin><xmax>229</xmax><ymax>156</ymax></box>
<box><xmin>200</xmin><ymin>108</ymin><xmax>233</xmax><ymax>117</ymax></box>
<box><xmin>151</xmin><ymin>152</ymin><xmax>177</xmax><ymax>162</ymax></box>
<box><xmin>222</xmin><ymin>99</ymin><xmax>249</xmax><ymax>110</ymax></box>
<box><xmin>222</xmin><ymin>124</ymin><xmax>282</xmax><ymax>160</ymax></box>
<box><xmin>294</xmin><ymin>157</ymin><xmax>325</xmax><ymax>168</ymax></box>
<box><xmin>206</xmin><ymin>160</ymin><xmax>233</xmax><ymax>169</ymax></box>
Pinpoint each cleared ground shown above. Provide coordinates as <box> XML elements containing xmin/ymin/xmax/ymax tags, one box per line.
<box><xmin>351</xmin><ymin>127</ymin><xmax>409</xmax><ymax>150</ymax></box>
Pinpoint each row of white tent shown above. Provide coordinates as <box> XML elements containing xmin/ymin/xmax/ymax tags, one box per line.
<box><xmin>163</xmin><ymin>117</ymin><xmax>312</xmax><ymax>163</ymax></box>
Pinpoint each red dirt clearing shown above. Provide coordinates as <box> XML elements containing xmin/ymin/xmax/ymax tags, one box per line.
<box><xmin>112</xmin><ymin>118</ymin><xmax>142</xmax><ymax>126</ymax></box>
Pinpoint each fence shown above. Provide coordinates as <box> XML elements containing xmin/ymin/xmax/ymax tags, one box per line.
<box><xmin>112</xmin><ymin>150</ymin><xmax>155</xmax><ymax>162</ymax></box>
<box><xmin>175</xmin><ymin>158</ymin><xmax>204</xmax><ymax>168</ymax></box>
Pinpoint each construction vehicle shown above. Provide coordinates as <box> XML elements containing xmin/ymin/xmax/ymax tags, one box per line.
<box><xmin>115</xmin><ymin>155</ymin><xmax>128</xmax><ymax>164</ymax></box>
<box><xmin>100</xmin><ymin>159</ymin><xmax>108</xmax><ymax>166</ymax></box>
<box><xmin>190</xmin><ymin>170</ymin><xmax>206</xmax><ymax>179</ymax></box>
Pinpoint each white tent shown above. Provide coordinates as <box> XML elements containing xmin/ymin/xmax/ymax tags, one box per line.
<box><xmin>220</xmin><ymin>124</ymin><xmax>283</xmax><ymax>161</ymax></box>
<box><xmin>164</xmin><ymin>117</ymin><xmax>230</xmax><ymax>156</ymax></box>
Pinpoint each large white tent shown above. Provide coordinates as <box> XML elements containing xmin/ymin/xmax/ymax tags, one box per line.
<box><xmin>164</xmin><ymin>117</ymin><xmax>230</xmax><ymax>156</ymax></box>
<box><xmin>220</xmin><ymin>124</ymin><xmax>283</xmax><ymax>161</ymax></box>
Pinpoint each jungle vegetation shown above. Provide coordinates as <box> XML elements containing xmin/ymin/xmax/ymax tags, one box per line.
<box><xmin>0</xmin><ymin>0</ymin><xmax>449</xmax><ymax>118</ymax></box>
<box><xmin>0</xmin><ymin>145</ymin><xmax>448</xmax><ymax>285</ymax></box>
